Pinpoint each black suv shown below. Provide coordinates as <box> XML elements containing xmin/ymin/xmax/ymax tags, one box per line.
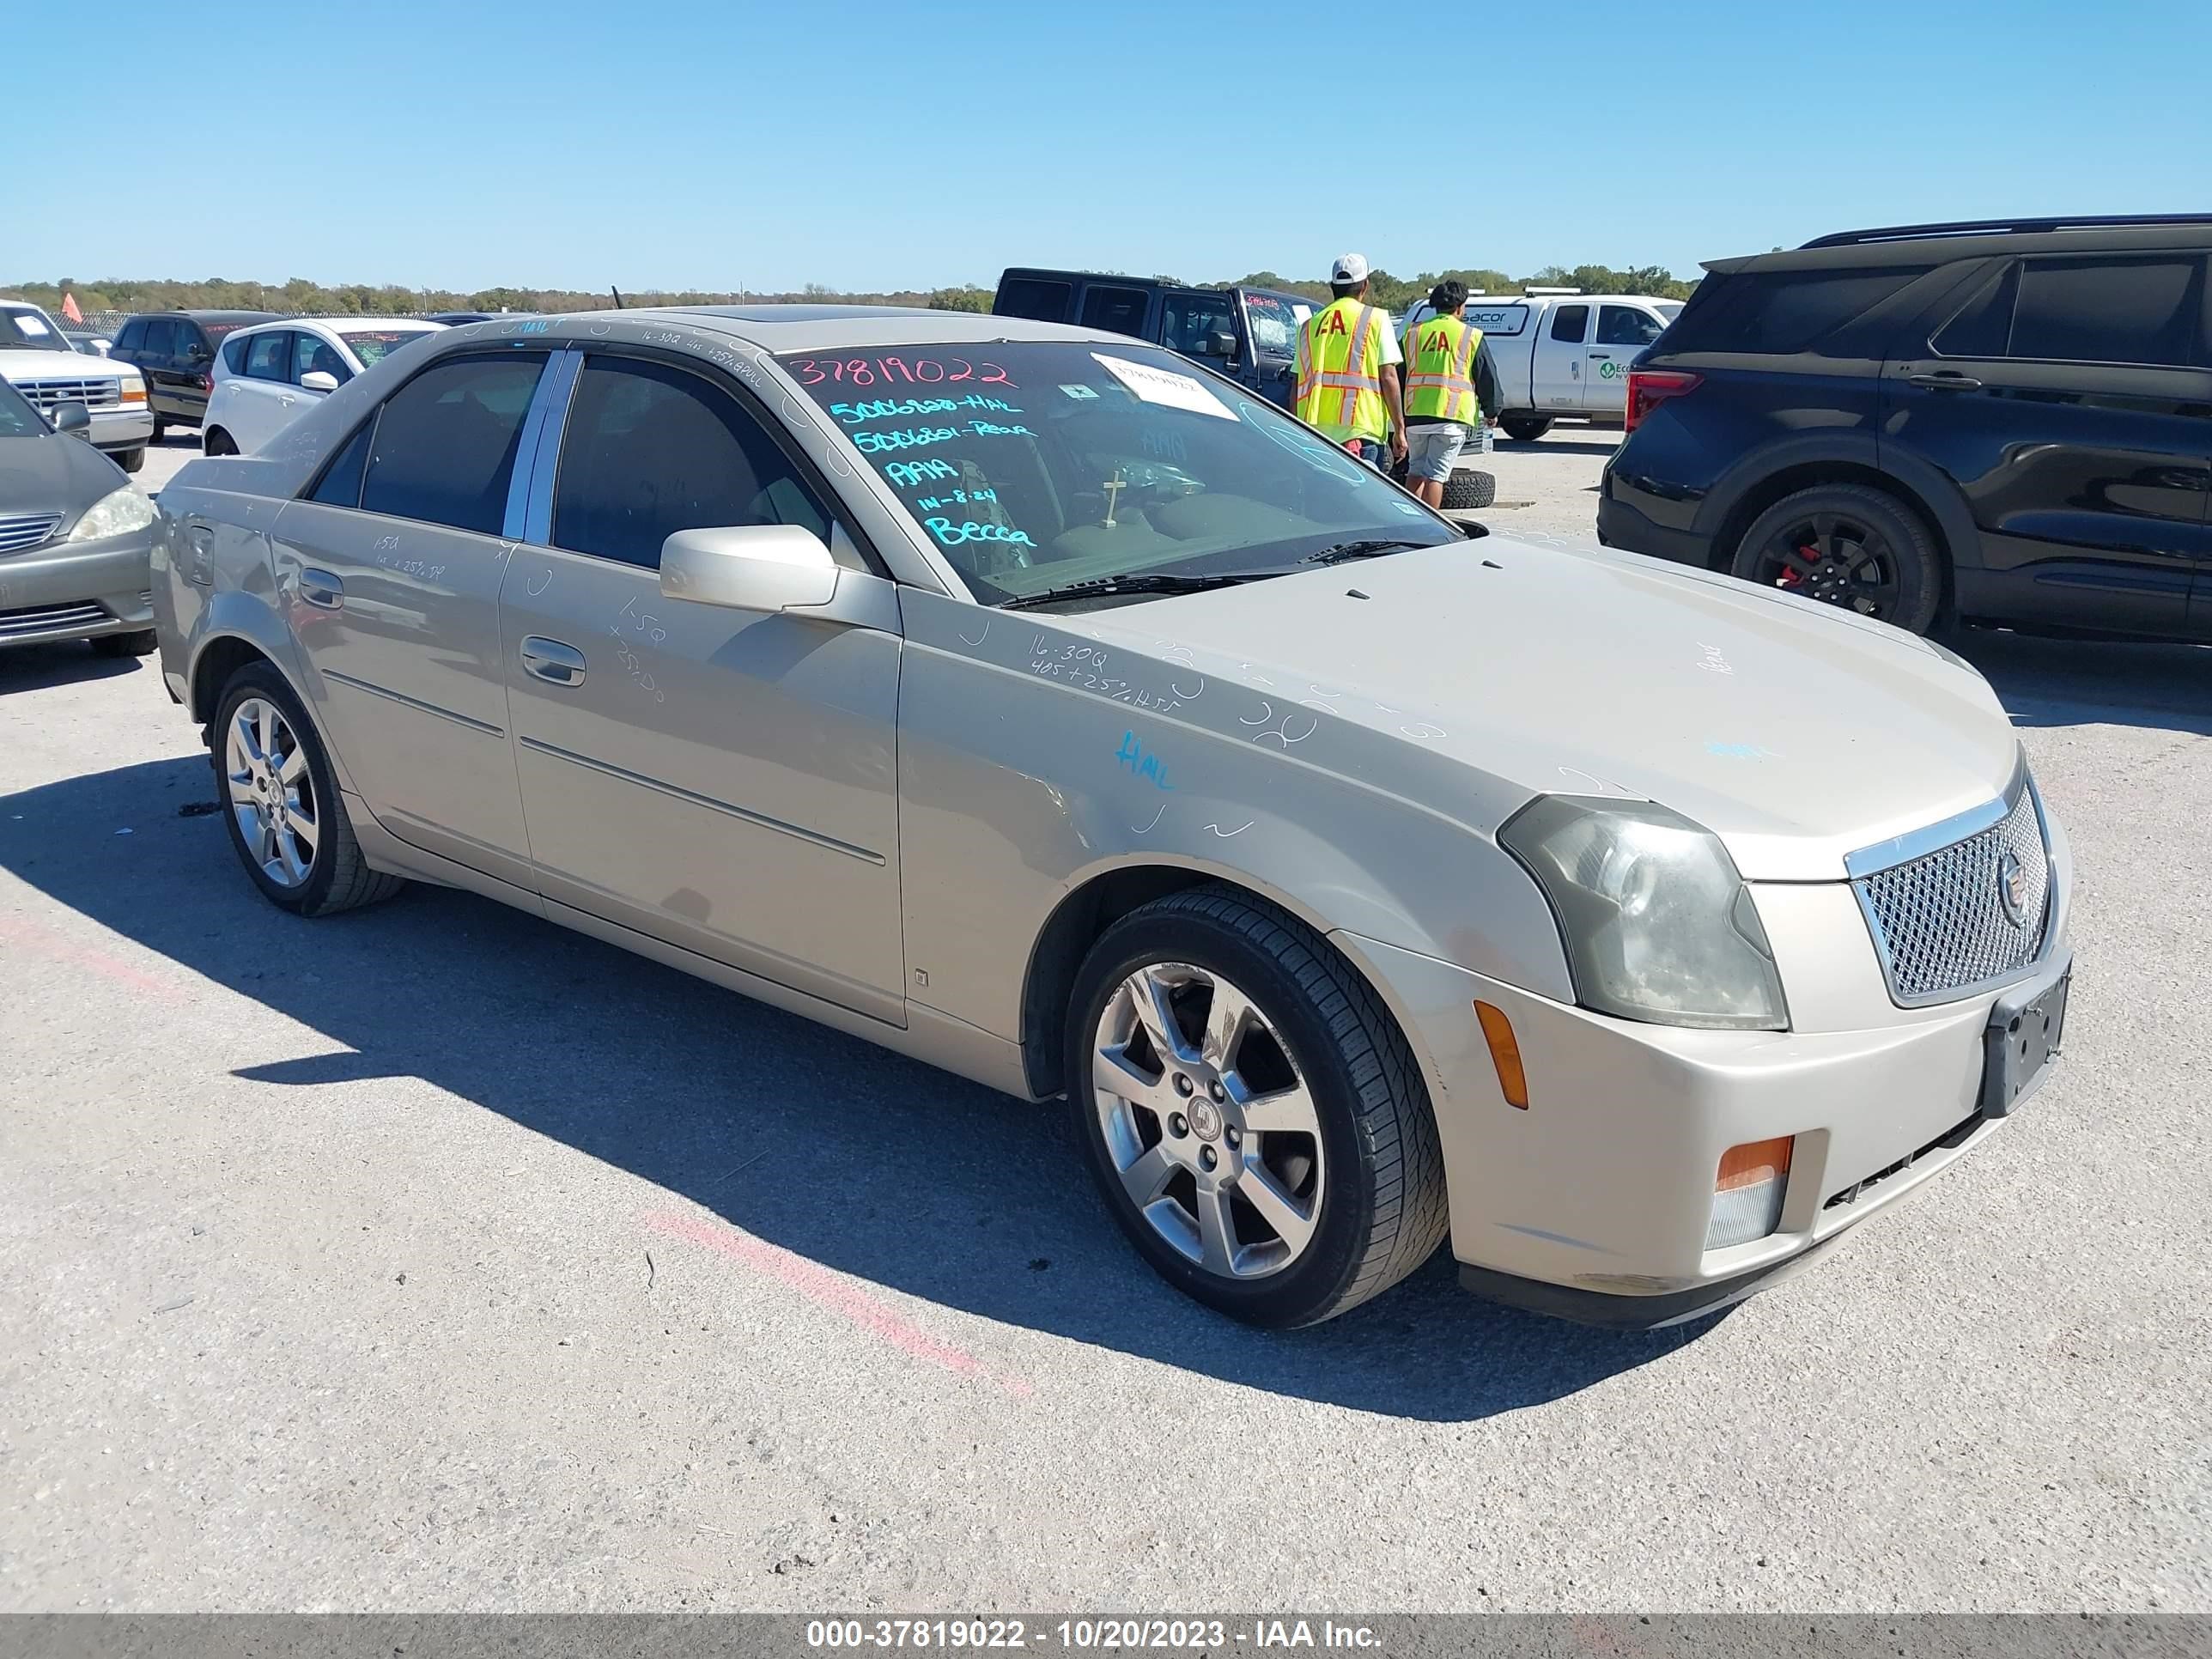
<box><xmin>1599</xmin><ymin>216</ymin><xmax>2212</xmax><ymax>640</ymax></box>
<box><xmin>109</xmin><ymin>309</ymin><xmax>280</xmax><ymax>437</ymax></box>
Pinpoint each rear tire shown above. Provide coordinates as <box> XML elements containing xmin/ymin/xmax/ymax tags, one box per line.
<box><xmin>114</xmin><ymin>447</ymin><xmax>146</xmax><ymax>473</ymax></box>
<box><xmin>92</xmin><ymin>629</ymin><xmax>157</xmax><ymax>659</ymax></box>
<box><xmin>203</xmin><ymin>428</ymin><xmax>237</xmax><ymax>457</ymax></box>
<box><xmin>1729</xmin><ymin>483</ymin><xmax>1943</xmax><ymax>635</ymax></box>
<box><xmin>1499</xmin><ymin>415</ymin><xmax>1552</xmax><ymax>442</ymax></box>
<box><xmin>1442</xmin><ymin>468</ymin><xmax>1494</xmax><ymax>510</ymax></box>
<box><xmin>1066</xmin><ymin>885</ymin><xmax>1449</xmax><ymax>1328</ymax></box>
<box><xmin>210</xmin><ymin>662</ymin><xmax>404</xmax><ymax>917</ymax></box>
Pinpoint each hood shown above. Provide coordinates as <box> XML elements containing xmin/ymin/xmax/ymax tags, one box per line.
<box><xmin>1080</xmin><ymin>537</ymin><xmax>2019</xmax><ymax>881</ymax></box>
<box><xmin>0</xmin><ymin>429</ymin><xmax>126</xmax><ymax>520</ymax></box>
<box><xmin>0</xmin><ymin>349</ymin><xmax>131</xmax><ymax>381</ymax></box>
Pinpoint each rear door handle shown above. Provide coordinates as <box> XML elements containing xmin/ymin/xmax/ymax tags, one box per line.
<box><xmin>1906</xmin><ymin>373</ymin><xmax>1982</xmax><ymax>391</ymax></box>
<box><xmin>520</xmin><ymin>636</ymin><xmax>586</xmax><ymax>686</ymax></box>
<box><xmin>298</xmin><ymin>567</ymin><xmax>343</xmax><ymax>609</ymax></box>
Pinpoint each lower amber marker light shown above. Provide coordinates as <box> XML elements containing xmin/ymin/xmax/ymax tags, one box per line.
<box><xmin>1473</xmin><ymin>1000</ymin><xmax>1528</xmax><ymax>1109</ymax></box>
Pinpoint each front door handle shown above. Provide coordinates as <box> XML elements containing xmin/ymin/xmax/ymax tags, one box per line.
<box><xmin>298</xmin><ymin>567</ymin><xmax>343</xmax><ymax>609</ymax></box>
<box><xmin>520</xmin><ymin>636</ymin><xmax>586</xmax><ymax>686</ymax></box>
<box><xmin>186</xmin><ymin>523</ymin><xmax>216</xmax><ymax>587</ymax></box>
<box><xmin>1906</xmin><ymin>372</ymin><xmax>1982</xmax><ymax>391</ymax></box>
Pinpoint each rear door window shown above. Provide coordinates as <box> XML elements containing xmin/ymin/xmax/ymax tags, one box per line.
<box><xmin>995</xmin><ymin>276</ymin><xmax>1074</xmax><ymax>322</ymax></box>
<box><xmin>550</xmin><ymin>356</ymin><xmax>834</xmax><ymax>570</ymax></box>
<box><xmin>1079</xmin><ymin>284</ymin><xmax>1151</xmax><ymax>338</ymax></box>
<box><xmin>114</xmin><ymin>319</ymin><xmax>144</xmax><ymax>351</ymax></box>
<box><xmin>1548</xmin><ymin>304</ymin><xmax>1589</xmax><ymax>343</ymax></box>
<box><xmin>359</xmin><ymin>354</ymin><xmax>545</xmax><ymax>536</ymax></box>
<box><xmin>142</xmin><ymin>319</ymin><xmax>179</xmax><ymax>360</ymax></box>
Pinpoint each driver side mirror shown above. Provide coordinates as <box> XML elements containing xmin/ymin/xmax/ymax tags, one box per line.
<box><xmin>659</xmin><ymin>524</ymin><xmax>840</xmax><ymax>613</ymax></box>
<box><xmin>299</xmin><ymin>370</ymin><xmax>340</xmax><ymax>393</ymax></box>
<box><xmin>51</xmin><ymin>399</ymin><xmax>92</xmax><ymax>439</ymax></box>
<box><xmin>1202</xmin><ymin>331</ymin><xmax>1237</xmax><ymax>359</ymax></box>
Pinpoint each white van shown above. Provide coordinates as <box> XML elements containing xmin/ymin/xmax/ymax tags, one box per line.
<box><xmin>1400</xmin><ymin>290</ymin><xmax>1683</xmax><ymax>441</ymax></box>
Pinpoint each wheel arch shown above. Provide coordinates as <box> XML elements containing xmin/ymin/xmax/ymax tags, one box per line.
<box><xmin>1018</xmin><ymin>856</ymin><xmax>1428</xmax><ymax>1103</ymax></box>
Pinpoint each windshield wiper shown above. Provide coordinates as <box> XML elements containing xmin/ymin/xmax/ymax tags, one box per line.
<box><xmin>997</xmin><ymin>571</ymin><xmax>1273</xmax><ymax>611</ymax></box>
<box><xmin>1298</xmin><ymin>538</ymin><xmax>1431</xmax><ymax>567</ymax></box>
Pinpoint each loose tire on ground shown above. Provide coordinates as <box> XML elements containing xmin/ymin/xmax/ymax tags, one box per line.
<box><xmin>1499</xmin><ymin>415</ymin><xmax>1553</xmax><ymax>442</ymax></box>
<box><xmin>1442</xmin><ymin>468</ymin><xmax>1495</xmax><ymax>511</ymax></box>
<box><xmin>1729</xmin><ymin>483</ymin><xmax>1943</xmax><ymax>635</ymax></box>
<box><xmin>210</xmin><ymin>661</ymin><xmax>404</xmax><ymax>917</ymax></box>
<box><xmin>1066</xmin><ymin>884</ymin><xmax>1449</xmax><ymax>1328</ymax></box>
<box><xmin>92</xmin><ymin>629</ymin><xmax>157</xmax><ymax>659</ymax></box>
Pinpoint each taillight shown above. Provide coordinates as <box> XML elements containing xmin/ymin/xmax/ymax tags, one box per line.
<box><xmin>199</xmin><ymin>373</ymin><xmax>214</xmax><ymax>393</ymax></box>
<box><xmin>1625</xmin><ymin>368</ymin><xmax>1702</xmax><ymax>432</ymax></box>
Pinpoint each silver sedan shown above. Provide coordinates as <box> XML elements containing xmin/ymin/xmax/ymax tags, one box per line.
<box><xmin>150</xmin><ymin>308</ymin><xmax>2072</xmax><ymax>1329</ymax></box>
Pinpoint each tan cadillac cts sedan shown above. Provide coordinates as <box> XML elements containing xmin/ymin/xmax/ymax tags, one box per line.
<box><xmin>150</xmin><ymin>307</ymin><xmax>2073</xmax><ymax>1330</ymax></box>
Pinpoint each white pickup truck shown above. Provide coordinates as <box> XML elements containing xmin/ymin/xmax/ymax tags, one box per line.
<box><xmin>1401</xmin><ymin>289</ymin><xmax>1682</xmax><ymax>441</ymax></box>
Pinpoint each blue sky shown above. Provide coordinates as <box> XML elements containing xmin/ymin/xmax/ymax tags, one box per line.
<box><xmin>19</xmin><ymin>0</ymin><xmax>2210</xmax><ymax>292</ymax></box>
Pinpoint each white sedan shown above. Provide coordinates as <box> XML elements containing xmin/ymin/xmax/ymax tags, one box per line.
<box><xmin>202</xmin><ymin>318</ymin><xmax>444</xmax><ymax>455</ymax></box>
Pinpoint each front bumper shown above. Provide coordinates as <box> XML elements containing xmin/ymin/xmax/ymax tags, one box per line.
<box><xmin>0</xmin><ymin>529</ymin><xmax>156</xmax><ymax>645</ymax></box>
<box><xmin>1339</xmin><ymin>911</ymin><xmax>2072</xmax><ymax>1328</ymax></box>
<box><xmin>88</xmin><ymin>406</ymin><xmax>155</xmax><ymax>453</ymax></box>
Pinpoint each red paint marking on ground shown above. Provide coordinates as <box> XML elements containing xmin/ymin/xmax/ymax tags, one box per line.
<box><xmin>0</xmin><ymin>912</ymin><xmax>189</xmax><ymax>1004</ymax></box>
<box><xmin>644</xmin><ymin>1209</ymin><xmax>1033</xmax><ymax>1401</ymax></box>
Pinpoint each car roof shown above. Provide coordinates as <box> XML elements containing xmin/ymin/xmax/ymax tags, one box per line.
<box><xmin>1712</xmin><ymin>217</ymin><xmax>2212</xmax><ymax>275</ymax></box>
<box><xmin>147</xmin><ymin>309</ymin><xmax>285</xmax><ymax>322</ymax></box>
<box><xmin>236</xmin><ymin>316</ymin><xmax>444</xmax><ymax>332</ymax></box>
<box><xmin>436</xmin><ymin>304</ymin><xmax>1152</xmax><ymax>352</ymax></box>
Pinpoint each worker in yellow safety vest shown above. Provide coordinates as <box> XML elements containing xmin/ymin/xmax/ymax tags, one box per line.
<box><xmin>1398</xmin><ymin>278</ymin><xmax>1492</xmax><ymax>508</ymax></box>
<box><xmin>1292</xmin><ymin>252</ymin><xmax>1407</xmax><ymax>470</ymax></box>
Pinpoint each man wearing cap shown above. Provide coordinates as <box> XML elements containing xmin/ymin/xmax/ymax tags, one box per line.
<box><xmin>1292</xmin><ymin>253</ymin><xmax>1406</xmax><ymax>470</ymax></box>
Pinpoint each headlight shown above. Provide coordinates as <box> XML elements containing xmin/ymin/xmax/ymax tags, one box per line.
<box><xmin>1500</xmin><ymin>796</ymin><xmax>1788</xmax><ymax>1030</ymax></box>
<box><xmin>68</xmin><ymin>486</ymin><xmax>159</xmax><ymax>543</ymax></box>
<box><xmin>118</xmin><ymin>373</ymin><xmax>146</xmax><ymax>403</ymax></box>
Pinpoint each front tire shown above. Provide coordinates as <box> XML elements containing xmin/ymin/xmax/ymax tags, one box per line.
<box><xmin>1499</xmin><ymin>415</ymin><xmax>1552</xmax><ymax>442</ymax></box>
<box><xmin>1066</xmin><ymin>886</ymin><xmax>1449</xmax><ymax>1328</ymax></box>
<box><xmin>92</xmin><ymin>629</ymin><xmax>157</xmax><ymax>658</ymax></box>
<box><xmin>210</xmin><ymin>663</ymin><xmax>404</xmax><ymax>916</ymax></box>
<box><xmin>113</xmin><ymin>446</ymin><xmax>147</xmax><ymax>474</ymax></box>
<box><xmin>1730</xmin><ymin>483</ymin><xmax>1942</xmax><ymax>635</ymax></box>
<box><xmin>150</xmin><ymin>417</ymin><xmax>167</xmax><ymax>444</ymax></box>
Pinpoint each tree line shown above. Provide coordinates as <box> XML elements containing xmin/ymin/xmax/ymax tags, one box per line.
<box><xmin>3</xmin><ymin>262</ymin><xmax>1692</xmax><ymax>321</ymax></box>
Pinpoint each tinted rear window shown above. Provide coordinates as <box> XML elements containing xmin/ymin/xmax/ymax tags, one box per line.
<box><xmin>1666</xmin><ymin>267</ymin><xmax>1925</xmax><ymax>353</ymax></box>
<box><xmin>358</xmin><ymin>354</ymin><xmax>544</xmax><ymax>535</ymax></box>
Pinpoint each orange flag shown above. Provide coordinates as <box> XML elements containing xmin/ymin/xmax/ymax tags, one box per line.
<box><xmin>60</xmin><ymin>292</ymin><xmax>84</xmax><ymax>324</ymax></box>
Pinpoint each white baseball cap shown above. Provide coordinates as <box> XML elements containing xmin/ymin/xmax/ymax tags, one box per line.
<box><xmin>1331</xmin><ymin>252</ymin><xmax>1371</xmax><ymax>283</ymax></box>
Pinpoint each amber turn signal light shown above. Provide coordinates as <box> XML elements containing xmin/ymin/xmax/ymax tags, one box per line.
<box><xmin>1474</xmin><ymin>1000</ymin><xmax>1528</xmax><ymax>1109</ymax></box>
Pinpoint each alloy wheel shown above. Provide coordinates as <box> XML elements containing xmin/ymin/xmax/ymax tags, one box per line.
<box><xmin>223</xmin><ymin>696</ymin><xmax>319</xmax><ymax>888</ymax></box>
<box><xmin>1752</xmin><ymin>510</ymin><xmax>1901</xmax><ymax>618</ymax></box>
<box><xmin>1091</xmin><ymin>962</ymin><xmax>1325</xmax><ymax>1279</ymax></box>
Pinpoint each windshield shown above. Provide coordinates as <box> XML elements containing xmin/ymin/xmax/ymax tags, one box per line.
<box><xmin>1240</xmin><ymin>292</ymin><xmax>1310</xmax><ymax>359</ymax></box>
<box><xmin>781</xmin><ymin>341</ymin><xmax>1455</xmax><ymax>605</ymax></box>
<box><xmin>0</xmin><ymin>307</ymin><xmax>75</xmax><ymax>353</ymax></box>
<box><xmin>338</xmin><ymin>327</ymin><xmax>433</xmax><ymax>367</ymax></box>
<box><xmin>0</xmin><ymin>376</ymin><xmax>43</xmax><ymax>436</ymax></box>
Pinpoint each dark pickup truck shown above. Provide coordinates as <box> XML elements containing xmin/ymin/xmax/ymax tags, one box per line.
<box><xmin>993</xmin><ymin>269</ymin><xmax>1314</xmax><ymax>408</ymax></box>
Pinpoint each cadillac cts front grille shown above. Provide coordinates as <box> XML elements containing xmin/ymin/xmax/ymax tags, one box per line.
<box><xmin>1850</xmin><ymin>777</ymin><xmax>2052</xmax><ymax>1006</ymax></box>
<box><xmin>0</xmin><ymin>513</ymin><xmax>64</xmax><ymax>554</ymax></box>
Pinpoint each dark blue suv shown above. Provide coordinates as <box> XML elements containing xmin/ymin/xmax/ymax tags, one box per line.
<box><xmin>1598</xmin><ymin>215</ymin><xmax>2212</xmax><ymax>640</ymax></box>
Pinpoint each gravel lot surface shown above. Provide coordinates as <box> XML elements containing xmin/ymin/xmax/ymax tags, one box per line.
<box><xmin>3</xmin><ymin>429</ymin><xmax>2206</xmax><ymax>1612</ymax></box>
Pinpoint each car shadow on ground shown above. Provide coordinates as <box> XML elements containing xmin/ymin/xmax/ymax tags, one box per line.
<box><xmin>1491</xmin><ymin>436</ymin><xmax>1620</xmax><ymax>457</ymax></box>
<box><xmin>1954</xmin><ymin>629</ymin><xmax>2212</xmax><ymax>737</ymax></box>
<box><xmin>0</xmin><ymin>641</ymin><xmax>144</xmax><ymax>696</ymax></box>
<box><xmin>2</xmin><ymin>755</ymin><xmax>1722</xmax><ymax>1423</ymax></box>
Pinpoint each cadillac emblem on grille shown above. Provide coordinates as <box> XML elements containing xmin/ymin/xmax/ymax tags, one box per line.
<box><xmin>1997</xmin><ymin>848</ymin><xmax>2031</xmax><ymax>927</ymax></box>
